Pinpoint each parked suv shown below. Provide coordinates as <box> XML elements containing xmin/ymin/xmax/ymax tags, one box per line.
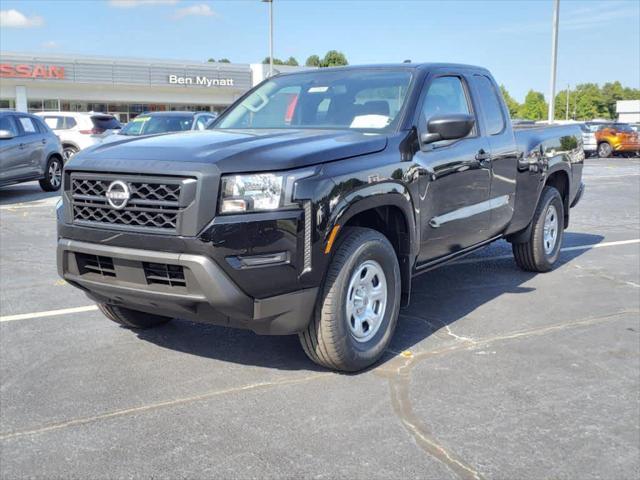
<box><xmin>35</xmin><ymin>112</ymin><xmax>121</xmax><ymax>161</ymax></box>
<box><xmin>595</xmin><ymin>122</ymin><xmax>640</xmax><ymax>157</ymax></box>
<box><xmin>0</xmin><ymin>111</ymin><xmax>64</xmax><ymax>191</ymax></box>
<box><xmin>101</xmin><ymin>111</ymin><xmax>217</xmax><ymax>144</ymax></box>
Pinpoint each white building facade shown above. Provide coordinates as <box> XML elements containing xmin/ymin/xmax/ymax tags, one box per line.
<box><xmin>0</xmin><ymin>52</ymin><xmax>305</xmax><ymax>123</ymax></box>
<box><xmin>617</xmin><ymin>100</ymin><xmax>640</xmax><ymax>123</ymax></box>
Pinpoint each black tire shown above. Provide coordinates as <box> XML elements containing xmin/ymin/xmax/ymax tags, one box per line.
<box><xmin>299</xmin><ymin>227</ymin><xmax>401</xmax><ymax>372</ymax></box>
<box><xmin>512</xmin><ymin>186</ymin><xmax>564</xmax><ymax>272</ymax></box>
<box><xmin>597</xmin><ymin>142</ymin><xmax>612</xmax><ymax>158</ymax></box>
<box><xmin>62</xmin><ymin>145</ymin><xmax>78</xmax><ymax>163</ymax></box>
<box><xmin>98</xmin><ymin>303</ymin><xmax>172</xmax><ymax>329</ymax></box>
<box><xmin>38</xmin><ymin>156</ymin><xmax>63</xmax><ymax>192</ymax></box>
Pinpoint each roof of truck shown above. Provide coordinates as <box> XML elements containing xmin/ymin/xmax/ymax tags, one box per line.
<box><xmin>276</xmin><ymin>63</ymin><xmax>490</xmax><ymax>75</ymax></box>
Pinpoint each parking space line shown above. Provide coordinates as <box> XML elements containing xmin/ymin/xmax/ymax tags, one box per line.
<box><xmin>1</xmin><ymin>239</ymin><xmax>638</xmax><ymax>323</ymax></box>
<box><xmin>0</xmin><ymin>305</ymin><xmax>98</xmax><ymax>323</ymax></box>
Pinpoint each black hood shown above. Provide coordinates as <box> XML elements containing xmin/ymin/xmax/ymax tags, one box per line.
<box><xmin>71</xmin><ymin>129</ymin><xmax>387</xmax><ymax>173</ymax></box>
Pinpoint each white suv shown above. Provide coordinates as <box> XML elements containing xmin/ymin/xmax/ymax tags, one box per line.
<box><xmin>35</xmin><ymin>112</ymin><xmax>121</xmax><ymax>161</ymax></box>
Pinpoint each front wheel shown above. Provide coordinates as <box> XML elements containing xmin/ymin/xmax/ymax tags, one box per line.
<box><xmin>39</xmin><ymin>156</ymin><xmax>63</xmax><ymax>191</ymax></box>
<box><xmin>512</xmin><ymin>186</ymin><xmax>564</xmax><ymax>272</ymax></box>
<box><xmin>299</xmin><ymin>227</ymin><xmax>401</xmax><ymax>372</ymax></box>
<box><xmin>98</xmin><ymin>303</ymin><xmax>172</xmax><ymax>329</ymax></box>
<box><xmin>597</xmin><ymin>142</ymin><xmax>612</xmax><ymax>158</ymax></box>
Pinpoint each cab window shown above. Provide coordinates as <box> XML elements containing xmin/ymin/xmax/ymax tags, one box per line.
<box><xmin>419</xmin><ymin>76</ymin><xmax>474</xmax><ymax>139</ymax></box>
<box><xmin>472</xmin><ymin>75</ymin><xmax>505</xmax><ymax>135</ymax></box>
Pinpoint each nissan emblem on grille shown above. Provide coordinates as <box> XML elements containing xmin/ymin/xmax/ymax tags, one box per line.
<box><xmin>105</xmin><ymin>180</ymin><xmax>131</xmax><ymax>210</ymax></box>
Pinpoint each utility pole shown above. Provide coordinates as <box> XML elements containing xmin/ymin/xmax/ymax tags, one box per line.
<box><xmin>548</xmin><ymin>0</ymin><xmax>560</xmax><ymax>123</ymax></box>
<box><xmin>566</xmin><ymin>84</ymin><xmax>570</xmax><ymax>120</ymax></box>
<box><xmin>262</xmin><ymin>0</ymin><xmax>274</xmax><ymax>77</ymax></box>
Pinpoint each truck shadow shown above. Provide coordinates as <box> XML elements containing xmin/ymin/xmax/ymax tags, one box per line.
<box><xmin>0</xmin><ymin>182</ymin><xmax>60</xmax><ymax>205</ymax></box>
<box><xmin>136</xmin><ymin>232</ymin><xmax>604</xmax><ymax>372</ymax></box>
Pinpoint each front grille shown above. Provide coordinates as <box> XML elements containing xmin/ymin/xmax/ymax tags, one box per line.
<box><xmin>76</xmin><ymin>253</ymin><xmax>116</xmax><ymax>277</ymax></box>
<box><xmin>143</xmin><ymin>262</ymin><xmax>186</xmax><ymax>287</ymax></box>
<box><xmin>70</xmin><ymin>174</ymin><xmax>192</xmax><ymax>233</ymax></box>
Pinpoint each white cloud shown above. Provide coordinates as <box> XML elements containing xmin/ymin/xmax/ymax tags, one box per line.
<box><xmin>42</xmin><ymin>40</ymin><xmax>59</xmax><ymax>49</ymax></box>
<box><xmin>0</xmin><ymin>9</ymin><xmax>44</xmax><ymax>28</ymax></box>
<box><xmin>172</xmin><ymin>3</ymin><xmax>215</xmax><ymax>19</ymax></box>
<box><xmin>108</xmin><ymin>0</ymin><xmax>179</xmax><ymax>8</ymax></box>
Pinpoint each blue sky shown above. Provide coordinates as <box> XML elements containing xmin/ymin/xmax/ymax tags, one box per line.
<box><xmin>1</xmin><ymin>0</ymin><xmax>639</xmax><ymax>101</ymax></box>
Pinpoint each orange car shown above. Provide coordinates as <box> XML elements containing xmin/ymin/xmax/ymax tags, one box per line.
<box><xmin>595</xmin><ymin>123</ymin><xmax>640</xmax><ymax>157</ymax></box>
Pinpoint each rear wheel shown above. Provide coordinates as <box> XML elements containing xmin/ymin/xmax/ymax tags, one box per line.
<box><xmin>512</xmin><ymin>186</ymin><xmax>564</xmax><ymax>272</ymax></box>
<box><xmin>299</xmin><ymin>227</ymin><xmax>401</xmax><ymax>372</ymax></box>
<box><xmin>62</xmin><ymin>145</ymin><xmax>78</xmax><ymax>163</ymax></box>
<box><xmin>98</xmin><ymin>303</ymin><xmax>172</xmax><ymax>329</ymax></box>
<box><xmin>597</xmin><ymin>142</ymin><xmax>612</xmax><ymax>158</ymax></box>
<box><xmin>38</xmin><ymin>156</ymin><xmax>63</xmax><ymax>191</ymax></box>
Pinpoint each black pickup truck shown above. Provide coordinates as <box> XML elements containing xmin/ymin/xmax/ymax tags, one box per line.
<box><xmin>57</xmin><ymin>64</ymin><xmax>584</xmax><ymax>371</ymax></box>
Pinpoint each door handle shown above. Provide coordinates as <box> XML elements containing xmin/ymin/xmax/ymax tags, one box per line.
<box><xmin>475</xmin><ymin>149</ymin><xmax>492</xmax><ymax>167</ymax></box>
<box><xmin>475</xmin><ymin>149</ymin><xmax>491</xmax><ymax>161</ymax></box>
<box><xmin>18</xmin><ymin>143</ymin><xmax>25</xmax><ymax>149</ymax></box>
<box><xmin>41</xmin><ymin>139</ymin><xmax>47</xmax><ymax>144</ymax></box>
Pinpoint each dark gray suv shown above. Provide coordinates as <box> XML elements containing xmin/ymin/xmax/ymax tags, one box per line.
<box><xmin>0</xmin><ymin>111</ymin><xmax>64</xmax><ymax>191</ymax></box>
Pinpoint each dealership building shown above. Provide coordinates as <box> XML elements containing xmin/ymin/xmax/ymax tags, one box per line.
<box><xmin>0</xmin><ymin>52</ymin><xmax>303</xmax><ymax>123</ymax></box>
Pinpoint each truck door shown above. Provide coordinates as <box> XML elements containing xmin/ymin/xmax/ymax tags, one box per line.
<box><xmin>0</xmin><ymin>115</ymin><xmax>30</xmax><ymax>184</ymax></box>
<box><xmin>413</xmin><ymin>74</ymin><xmax>492</xmax><ymax>263</ymax></box>
<box><xmin>469</xmin><ymin>74</ymin><xmax>518</xmax><ymax>237</ymax></box>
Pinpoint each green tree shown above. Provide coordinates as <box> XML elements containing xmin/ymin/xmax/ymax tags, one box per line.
<box><xmin>218</xmin><ymin>58</ymin><xmax>231</xmax><ymax>63</ymax></box>
<box><xmin>321</xmin><ymin>50</ymin><xmax>348</xmax><ymax>67</ymax></box>
<box><xmin>554</xmin><ymin>89</ymin><xmax>571</xmax><ymax>120</ymax></box>
<box><xmin>572</xmin><ymin>83</ymin><xmax>607</xmax><ymax>120</ymax></box>
<box><xmin>285</xmin><ymin>56</ymin><xmax>299</xmax><ymax>66</ymax></box>
<box><xmin>305</xmin><ymin>55</ymin><xmax>321</xmax><ymax>67</ymax></box>
<box><xmin>207</xmin><ymin>58</ymin><xmax>215</xmax><ymax>62</ymax></box>
<box><xmin>499</xmin><ymin>85</ymin><xmax>520</xmax><ymax>118</ymax></box>
<box><xmin>601</xmin><ymin>81</ymin><xmax>625</xmax><ymax>119</ymax></box>
<box><xmin>517</xmin><ymin>90</ymin><xmax>548</xmax><ymax>121</ymax></box>
<box><xmin>262</xmin><ymin>57</ymin><xmax>285</xmax><ymax>65</ymax></box>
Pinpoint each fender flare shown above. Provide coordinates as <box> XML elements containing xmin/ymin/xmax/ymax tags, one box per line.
<box><xmin>325</xmin><ymin>181</ymin><xmax>418</xmax><ymax>305</ymax></box>
<box><xmin>507</xmin><ymin>163</ymin><xmax>571</xmax><ymax>243</ymax></box>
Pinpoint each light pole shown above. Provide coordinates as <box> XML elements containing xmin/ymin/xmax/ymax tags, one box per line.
<box><xmin>548</xmin><ymin>0</ymin><xmax>560</xmax><ymax>123</ymax></box>
<box><xmin>566</xmin><ymin>84</ymin><xmax>570</xmax><ymax>121</ymax></box>
<box><xmin>262</xmin><ymin>0</ymin><xmax>274</xmax><ymax>77</ymax></box>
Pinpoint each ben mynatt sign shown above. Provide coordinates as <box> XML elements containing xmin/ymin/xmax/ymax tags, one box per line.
<box><xmin>168</xmin><ymin>74</ymin><xmax>235</xmax><ymax>87</ymax></box>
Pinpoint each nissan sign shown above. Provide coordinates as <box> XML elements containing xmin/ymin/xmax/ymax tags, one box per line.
<box><xmin>0</xmin><ymin>64</ymin><xmax>65</xmax><ymax>79</ymax></box>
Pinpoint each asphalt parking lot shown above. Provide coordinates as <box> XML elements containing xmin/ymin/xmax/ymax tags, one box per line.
<box><xmin>1</xmin><ymin>157</ymin><xmax>638</xmax><ymax>479</ymax></box>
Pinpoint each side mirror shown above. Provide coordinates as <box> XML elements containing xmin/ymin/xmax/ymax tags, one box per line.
<box><xmin>420</xmin><ymin>114</ymin><xmax>475</xmax><ymax>144</ymax></box>
<box><xmin>0</xmin><ymin>129</ymin><xmax>16</xmax><ymax>140</ymax></box>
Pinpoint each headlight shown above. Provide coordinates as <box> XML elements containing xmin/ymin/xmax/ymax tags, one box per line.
<box><xmin>220</xmin><ymin>169</ymin><xmax>314</xmax><ymax>214</ymax></box>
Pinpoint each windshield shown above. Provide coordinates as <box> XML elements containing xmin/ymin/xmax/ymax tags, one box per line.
<box><xmin>214</xmin><ymin>69</ymin><xmax>413</xmax><ymax>132</ymax></box>
<box><xmin>120</xmin><ymin>115</ymin><xmax>193</xmax><ymax>136</ymax></box>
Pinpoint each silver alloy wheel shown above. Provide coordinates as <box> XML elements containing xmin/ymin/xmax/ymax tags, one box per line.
<box><xmin>598</xmin><ymin>143</ymin><xmax>611</xmax><ymax>157</ymax></box>
<box><xmin>49</xmin><ymin>160</ymin><xmax>62</xmax><ymax>188</ymax></box>
<box><xmin>543</xmin><ymin>204</ymin><xmax>558</xmax><ymax>255</ymax></box>
<box><xmin>345</xmin><ymin>260</ymin><xmax>387</xmax><ymax>343</ymax></box>
<box><xmin>63</xmin><ymin>148</ymin><xmax>76</xmax><ymax>162</ymax></box>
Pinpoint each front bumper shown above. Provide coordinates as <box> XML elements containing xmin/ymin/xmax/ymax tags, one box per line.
<box><xmin>57</xmin><ymin>239</ymin><xmax>318</xmax><ymax>335</ymax></box>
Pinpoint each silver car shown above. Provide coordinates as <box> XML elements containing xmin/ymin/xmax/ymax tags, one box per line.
<box><xmin>0</xmin><ymin>111</ymin><xmax>64</xmax><ymax>191</ymax></box>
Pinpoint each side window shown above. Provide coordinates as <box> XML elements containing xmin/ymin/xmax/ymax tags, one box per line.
<box><xmin>33</xmin><ymin>117</ymin><xmax>50</xmax><ymax>133</ymax></box>
<box><xmin>64</xmin><ymin>117</ymin><xmax>77</xmax><ymax>129</ymax></box>
<box><xmin>0</xmin><ymin>116</ymin><xmax>19</xmax><ymax>136</ymax></box>
<box><xmin>17</xmin><ymin>117</ymin><xmax>37</xmax><ymax>135</ymax></box>
<box><xmin>473</xmin><ymin>75</ymin><xmax>505</xmax><ymax>135</ymax></box>
<box><xmin>195</xmin><ymin>116</ymin><xmax>210</xmax><ymax>130</ymax></box>
<box><xmin>42</xmin><ymin>116</ymin><xmax>63</xmax><ymax>129</ymax></box>
<box><xmin>421</xmin><ymin>76</ymin><xmax>471</xmax><ymax>124</ymax></box>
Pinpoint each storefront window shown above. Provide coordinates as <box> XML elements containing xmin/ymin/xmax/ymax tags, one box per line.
<box><xmin>0</xmin><ymin>99</ymin><xmax>15</xmax><ymax>110</ymax></box>
<box><xmin>43</xmin><ymin>99</ymin><xmax>60</xmax><ymax>110</ymax></box>
<box><xmin>17</xmin><ymin>99</ymin><xmax>222</xmax><ymax>117</ymax></box>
